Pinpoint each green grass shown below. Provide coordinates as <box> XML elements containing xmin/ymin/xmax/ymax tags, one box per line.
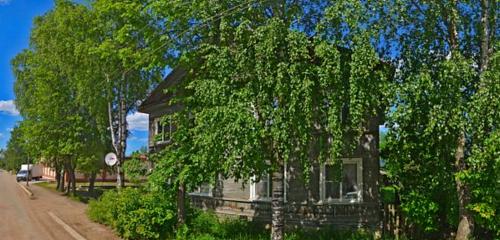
<box><xmin>175</xmin><ymin>211</ymin><xmax>389</xmax><ymax>240</ymax></box>
<box><xmin>34</xmin><ymin>181</ymin><xmax>114</xmax><ymax>203</ymax></box>
<box><xmin>35</xmin><ymin>181</ymin><xmax>58</xmax><ymax>191</ymax></box>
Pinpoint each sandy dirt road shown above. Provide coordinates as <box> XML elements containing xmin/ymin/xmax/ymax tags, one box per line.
<box><xmin>0</xmin><ymin>169</ymin><xmax>119</xmax><ymax>240</ymax></box>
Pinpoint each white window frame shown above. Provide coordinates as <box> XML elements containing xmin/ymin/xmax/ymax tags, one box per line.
<box><xmin>249</xmin><ymin>162</ymin><xmax>288</xmax><ymax>202</ymax></box>
<box><xmin>319</xmin><ymin>158</ymin><xmax>363</xmax><ymax>203</ymax></box>
<box><xmin>249</xmin><ymin>174</ymin><xmax>271</xmax><ymax>201</ymax></box>
<box><xmin>190</xmin><ymin>183</ymin><xmax>213</xmax><ymax>197</ymax></box>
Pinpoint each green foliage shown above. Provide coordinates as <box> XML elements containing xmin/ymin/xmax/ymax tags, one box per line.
<box><xmin>123</xmin><ymin>152</ymin><xmax>148</xmax><ymax>184</ymax></box>
<box><xmin>9</xmin><ymin>0</ymin><xmax>497</xmax><ymax>238</ymax></box>
<box><xmin>0</xmin><ymin>149</ymin><xmax>5</xmax><ymax>169</ymax></box>
<box><xmin>88</xmin><ymin>189</ymin><xmax>119</xmax><ymax>225</ymax></box>
<box><xmin>464</xmin><ymin>130</ymin><xmax>500</xmax><ymax>237</ymax></box>
<box><xmin>175</xmin><ymin>224</ymin><xmax>190</xmax><ymax>240</ymax></box>
<box><xmin>88</xmin><ymin>188</ymin><xmax>176</xmax><ymax>240</ymax></box>
<box><xmin>400</xmin><ymin>191</ymin><xmax>440</xmax><ymax>232</ymax></box>
<box><xmin>188</xmin><ymin>211</ymin><xmax>268</xmax><ymax>239</ymax></box>
<box><xmin>2</xmin><ymin>125</ymin><xmax>28</xmax><ymax>171</ymax></box>
<box><xmin>284</xmin><ymin>228</ymin><xmax>375</xmax><ymax>240</ymax></box>
<box><xmin>150</xmin><ymin>2</ymin><xmax>392</xmax><ymax>239</ymax></box>
<box><xmin>381</xmin><ymin>186</ymin><xmax>397</xmax><ymax>204</ymax></box>
<box><xmin>154</xmin><ymin>6</ymin><xmax>392</xmax><ymax>194</ymax></box>
<box><xmin>11</xmin><ymin>0</ymin><xmax>165</xmax><ymax>191</ymax></box>
<box><xmin>384</xmin><ymin>55</ymin><xmax>474</xmax><ymax>234</ymax></box>
<box><xmin>88</xmin><ymin>189</ymin><xmax>392</xmax><ymax>240</ymax></box>
<box><xmin>188</xmin><ymin>211</ymin><xmax>221</xmax><ymax>236</ymax></box>
<box><xmin>184</xmin><ymin>211</ymin><xmax>382</xmax><ymax>240</ymax></box>
<box><xmin>11</xmin><ymin>0</ymin><xmax>112</xmax><ymax>195</ymax></box>
<box><xmin>381</xmin><ymin>0</ymin><xmax>497</xmax><ymax>237</ymax></box>
<box><xmin>74</xmin><ymin>0</ymin><xmax>165</xmax><ymax>188</ymax></box>
<box><xmin>463</xmin><ymin>49</ymin><xmax>500</xmax><ymax>237</ymax></box>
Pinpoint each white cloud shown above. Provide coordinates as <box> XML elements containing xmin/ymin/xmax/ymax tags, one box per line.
<box><xmin>0</xmin><ymin>0</ymin><xmax>11</xmax><ymax>6</ymax></box>
<box><xmin>0</xmin><ymin>100</ymin><xmax>19</xmax><ymax>116</ymax></box>
<box><xmin>127</xmin><ymin>112</ymin><xmax>148</xmax><ymax>131</ymax></box>
<box><xmin>0</xmin><ymin>133</ymin><xmax>3</xmax><ymax>139</ymax></box>
<box><xmin>129</xmin><ymin>135</ymin><xmax>148</xmax><ymax>142</ymax></box>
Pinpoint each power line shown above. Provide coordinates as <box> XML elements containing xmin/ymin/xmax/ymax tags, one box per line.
<box><xmin>106</xmin><ymin>0</ymin><xmax>267</xmax><ymax>77</ymax></box>
<box><xmin>150</xmin><ymin>0</ymin><xmax>265</xmax><ymax>54</ymax></box>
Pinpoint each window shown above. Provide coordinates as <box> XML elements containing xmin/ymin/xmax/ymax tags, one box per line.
<box><xmin>155</xmin><ymin>116</ymin><xmax>173</xmax><ymax>143</ymax></box>
<box><xmin>320</xmin><ymin>158</ymin><xmax>362</xmax><ymax>203</ymax></box>
<box><xmin>250</xmin><ymin>174</ymin><xmax>271</xmax><ymax>200</ymax></box>
<box><xmin>250</xmin><ymin>162</ymin><xmax>288</xmax><ymax>201</ymax></box>
<box><xmin>191</xmin><ymin>183</ymin><xmax>212</xmax><ymax>196</ymax></box>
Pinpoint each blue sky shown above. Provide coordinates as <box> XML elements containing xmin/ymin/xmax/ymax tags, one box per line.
<box><xmin>0</xmin><ymin>0</ymin><xmax>148</xmax><ymax>155</ymax></box>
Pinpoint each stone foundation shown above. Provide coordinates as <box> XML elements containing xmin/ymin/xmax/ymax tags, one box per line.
<box><xmin>190</xmin><ymin>195</ymin><xmax>380</xmax><ymax>228</ymax></box>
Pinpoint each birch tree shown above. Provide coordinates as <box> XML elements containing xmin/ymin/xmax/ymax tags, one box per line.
<box><xmin>76</xmin><ymin>0</ymin><xmax>165</xmax><ymax>188</ymax></box>
<box><xmin>150</xmin><ymin>1</ymin><xmax>392</xmax><ymax>239</ymax></box>
<box><xmin>382</xmin><ymin>0</ymin><xmax>498</xmax><ymax>238</ymax></box>
<box><xmin>12</xmin><ymin>0</ymin><xmax>110</xmax><ymax>195</ymax></box>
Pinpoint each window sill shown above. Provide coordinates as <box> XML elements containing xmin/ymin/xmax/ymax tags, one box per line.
<box><xmin>316</xmin><ymin>199</ymin><xmax>363</xmax><ymax>205</ymax></box>
<box><xmin>188</xmin><ymin>192</ymin><xmax>212</xmax><ymax>197</ymax></box>
<box><xmin>155</xmin><ymin>140</ymin><xmax>172</xmax><ymax>145</ymax></box>
<box><xmin>249</xmin><ymin>197</ymin><xmax>272</xmax><ymax>202</ymax></box>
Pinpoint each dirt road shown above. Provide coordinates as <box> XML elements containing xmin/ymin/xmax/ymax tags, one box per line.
<box><xmin>0</xmin><ymin>169</ymin><xmax>119</xmax><ymax>240</ymax></box>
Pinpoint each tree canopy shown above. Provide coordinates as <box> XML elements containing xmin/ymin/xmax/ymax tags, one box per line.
<box><xmin>7</xmin><ymin>0</ymin><xmax>498</xmax><ymax>239</ymax></box>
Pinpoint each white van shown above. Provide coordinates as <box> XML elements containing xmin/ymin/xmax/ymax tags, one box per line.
<box><xmin>16</xmin><ymin>164</ymin><xmax>43</xmax><ymax>181</ymax></box>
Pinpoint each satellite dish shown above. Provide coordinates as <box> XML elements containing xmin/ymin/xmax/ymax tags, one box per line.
<box><xmin>105</xmin><ymin>152</ymin><xmax>118</xmax><ymax>167</ymax></box>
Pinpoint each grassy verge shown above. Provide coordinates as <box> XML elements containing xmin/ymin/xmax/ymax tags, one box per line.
<box><xmin>179</xmin><ymin>211</ymin><xmax>388</xmax><ymax>240</ymax></box>
<box><xmin>35</xmin><ymin>181</ymin><xmax>58</xmax><ymax>191</ymax></box>
<box><xmin>34</xmin><ymin>181</ymin><xmax>114</xmax><ymax>203</ymax></box>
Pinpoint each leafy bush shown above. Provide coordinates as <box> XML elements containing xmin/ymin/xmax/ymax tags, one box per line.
<box><xmin>186</xmin><ymin>211</ymin><xmax>268</xmax><ymax>240</ymax></box>
<box><xmin>401</xmin><ymin>191</ymin><xmax>439</xmax><ymax>232</ymax></box>
<box><xmin>284</xmin><ymin>228</ymin><xmax>374</xmax><ymax>240</ymax></box>
<box><xmin>88</xmin><ymin>189</ymin><xmax>119</xmax><ymax>225</ymax></box>
<box><xmin>191</xmin><ymin>234</ymin><xmax>217</xmax><ymax>240</ymax></box>
<box><xmin>123</xmin><ymin>153</ymin><xmax>148</xmax><ymax>184</ymax></box>
<box><xmin>381</xmin><ymin>186</ymin><xmax>397</xmax><ymax>204</ymax></box>
<box><xmin>189</xmin><ymin>210</ymin><xmax>220</xmax><ymax>236</ymax></box>
<box><xmin>88</xmin><ymin>188</ymin><xmax>176</xmax><ymax>239</ymax></box>
<box><xmin>185</xmin><ymin>211</ymin><xmax>377</xmax><ymax>240</ymax></box>
<box><xmin>89</xmin><ymin>193</ymin><xmax>388</xmax><ymax>240</ymax></box>
<box><xmin>464</xmin><ymin>130</ymin><xmax>500</xmax><ymax>238</ymax></box>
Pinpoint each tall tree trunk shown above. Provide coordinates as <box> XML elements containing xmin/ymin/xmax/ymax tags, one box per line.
<box><xmin>177</xmin><ymin>182</ymin><xmax>186</xmax><ymax>226</ymax></box>
<box><xmin>455</xmin><ymin>2</ymin><xmax>491</xmax><ymax>240</ymax></box>
<box><xmin>70</xmin><ymin>164</ymin><xmax>77</xmax><ymax>195</ymax></box>
<box><xmin>446</xmin><ymin>0</ymin><xmax>459</xmax><ymax>52</ymax></box>
<box><xmin>116</xmin><ymin>95</ymin><xmax>127</xmax><ymax>189</ymax></box>
<box><xmin>106</xmin><ymin>73</ymin><xmax>127</xmax><ymax>190</ymax></box>
<box><xmin>455</xmin><ymin>133</ymin><xmax>474</xmax><ymax>240</ymax></box>
<box><xmin>88</xmin><ymin>171</ymin><xmax>97</xmax><ymax>193</ymax></box>
<box><xmin>271</xmin><ymin>163</ymin><xmax>285</xmax><ymax>240</ymax></box>
<box><xmin>65</xmin><ymin>163</ymin><xmax>71</xmax><ymax>195</ymax></box>
<box><xmin>55</xmin><ymin>163</ymin><xmax>62</xmax><ymax>191</ymax></box>
<box><xmin>479</xmin><ymin>0</ymin><xmax>490</xmax><ymax>73</ymax></box>
<box><xmin>55</xmin><ymin>171</ymin><xmax>61</xmax><ymax>190</ymax></box>
<box><xmin>59</xmin><ymin>168</ymin><xmax>65</xmax><ymax>192</ymax></box>
<box><xmin>64</xmin><ymin>160</ymin><xmax>77</xmax><ymax>196</ymax></box>
<box><xmin>444</xmin><ymin>1</ymin><xmax>475</xmax><ymax>239</ymax></box>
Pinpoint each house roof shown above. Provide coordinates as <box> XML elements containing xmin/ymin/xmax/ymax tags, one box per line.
<box><xmin>138</xmin><ymin>68</ymin><xmax>186</xmax><ymax>114</ymax></box>
<box><xmin>138</xmin><ymin>50</ymin><xmax>393</xmax><ymax>119</ymax></box>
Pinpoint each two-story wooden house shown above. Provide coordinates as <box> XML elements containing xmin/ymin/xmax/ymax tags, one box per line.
<box><xmin>138</xmin><ymin>67</ymin><xmax>384</xmax><ymax>229</ymax></box>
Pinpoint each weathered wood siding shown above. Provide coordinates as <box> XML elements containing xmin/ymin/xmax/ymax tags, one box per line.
<box><xmin>220</xmin><ymin>177</ymin><xmax>250</xmax><ymax>200</ymax></box>
<box><xmin>198</xmin><ymin>115</ymin><xmax>381</xmax><ymax>228</ymax></box>
<box><xmin>141</xmin><ymin>67</ymin><xmax>383</xmax><ymax>229</ymax></box>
